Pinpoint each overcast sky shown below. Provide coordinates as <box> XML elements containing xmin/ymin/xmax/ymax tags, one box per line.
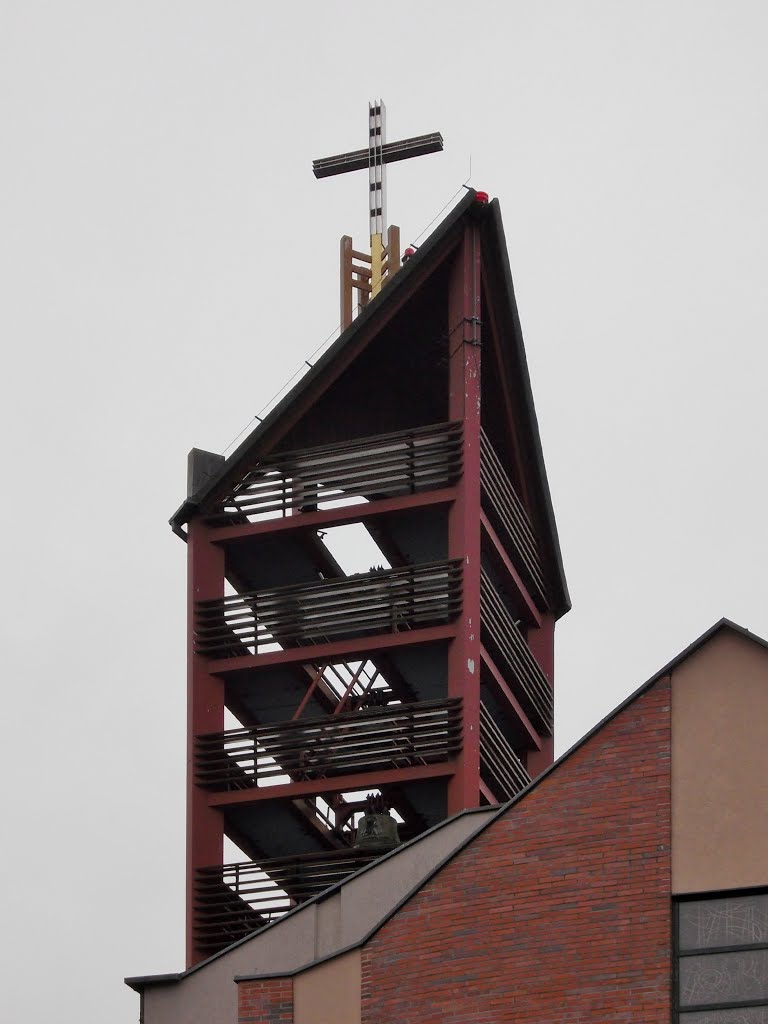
<box><xmin>2</xmin><ymin>3</ymin><xmax>766</xmax><ymax>1021</ymax></box>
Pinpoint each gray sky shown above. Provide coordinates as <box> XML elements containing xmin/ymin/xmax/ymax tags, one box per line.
<box><xmin>1</xmin><ymin>2</ymin><xmax>766</xmax><ymax>1021</ymax></box>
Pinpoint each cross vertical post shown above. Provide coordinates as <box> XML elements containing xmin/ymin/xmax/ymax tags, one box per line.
<box><xmin>368</xmin><ymin>101</ymin><xmax>386</xmax><ymax>241</ymax></box>
<box><xmin>313</xmin><ymin>102</ymin><xmax>443</xmax><ymax>326</ymax></box>
<box><xmin>369</xmin><ymin>102</ymin><xmax>386</xmax><ymax>298</ymax></box>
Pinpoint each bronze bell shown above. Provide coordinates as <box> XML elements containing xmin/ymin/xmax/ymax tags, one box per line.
<box><xmin>354</xmin><ymin>793</ymin><xmax>401</xmax><ymax>851</ymax></box>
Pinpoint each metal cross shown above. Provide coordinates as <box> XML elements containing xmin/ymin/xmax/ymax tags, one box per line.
<box><xmin>313</xmin><ymin>101</ymin><xmax>443</xmax><ymax>242</ymax></box>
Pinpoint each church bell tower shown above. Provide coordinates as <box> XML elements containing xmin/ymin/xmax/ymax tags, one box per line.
<box><xmin>171</xmin><ymin>103</ymin><xmax>570</xmax><ymax>967</ymax></box>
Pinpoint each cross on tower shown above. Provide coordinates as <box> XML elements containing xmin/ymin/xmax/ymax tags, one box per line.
<box><xmin>313</xmin><ymin>101</ymin><xmax>443</xmax><ymax>327</ymax></box>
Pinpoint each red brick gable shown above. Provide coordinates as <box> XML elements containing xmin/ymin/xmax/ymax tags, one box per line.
<box><xmin>361</xmin><ymin>677</ymin><xmax>672</xmax><ymax>1024</ymax></box>
<box><xmin>238</xmin><ymin>977</ymin><xmax>293</xmax><ymax>1024</ymax></box>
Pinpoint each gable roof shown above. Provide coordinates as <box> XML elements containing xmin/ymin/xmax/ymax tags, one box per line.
<box><xmin>169</xmin><ymin>189</ymin><xmax>570</xmax><ymax>617</ymax></box>
<box><xmin>126</xmin><ymin>617</ymin><xmax>768</xmax><ymax>995</ymax></box>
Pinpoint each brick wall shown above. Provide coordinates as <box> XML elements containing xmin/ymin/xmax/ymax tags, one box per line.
<box><xmin>238</xmin><ymin>977</ymin><xmax>293</xmax><ymax>1024</ymax></box>
<box><xmin>361</xmin><ymin>678</ymin><xmax>672</xmax><ymax>1024</ymax></box>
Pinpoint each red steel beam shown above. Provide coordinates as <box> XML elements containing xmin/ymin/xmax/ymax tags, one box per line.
<box><xmin>446</xmin><ymin>220</ymin><xmax>483</xmax><ymax>814</ymax></box>
<box><xmin>210</xmin><ymin>488</ymin><xmax>457</xmax><ymax>544</ymax></box>
<box><xmin>208</xmin><ymin>623</ymin><xmax>457</xmax><ymax>676</ymax></box>
<box><xmin>291</xmin><ymin>663</ymin><xmax>327</xmax><ymax>721</ymax></box>
<box><xmin>333</xmin><ymin>661</ymin><xmax>372</xmax><ymax>715</ymax></box>
<box><xmin>348</xmin><ymin>665</ymin><xmax>381</xmax><ymax>713</ymax></box>
<box><xmin>186</xmin><ymin>521</ymin><xmax>226</xmax><ymax>968</ymax></box>
<box><xmin>480</xmin><ymin>510</ymin><xmax>542</xmax><ymax>628</ymax></box>
<box><xmin>480</xmin><ymin>644</ymin><xmax>542</xmax><ymax>751</ymax></box>
<box><xmin>207</xmin><ymin>761</ymin><xmax>455</xmax><ymax>807</ymax></box>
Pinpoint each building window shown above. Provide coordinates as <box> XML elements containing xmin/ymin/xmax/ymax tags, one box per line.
<box><xmin>676</xmin><ymin>890</ymin><xmax>768</xmax><ymax>1023</ymax></box>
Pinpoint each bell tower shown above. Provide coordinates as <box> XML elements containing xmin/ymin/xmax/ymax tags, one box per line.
<box><xmin>172</xmin><ymin>104</ymin><xmax>569</xmax><ymax>967</ymax></box>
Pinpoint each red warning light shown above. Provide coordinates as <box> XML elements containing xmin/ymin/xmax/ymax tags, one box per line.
<box><xmin>475</xmin><ymin>191</ymin><xmax>489</xmax><ymax>205</ymax></box>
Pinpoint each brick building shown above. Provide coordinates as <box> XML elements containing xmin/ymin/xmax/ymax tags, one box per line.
<box><xmin>128</xmin><ymin>619</ymin><xmax>768</xmax><ymax>1023</ymax></box>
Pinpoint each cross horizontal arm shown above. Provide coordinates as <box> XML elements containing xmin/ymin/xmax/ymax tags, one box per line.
<box><xmin>313</xmin><ymin>132</ymin><xmax>444</xmax><ymax>179</ymax></box>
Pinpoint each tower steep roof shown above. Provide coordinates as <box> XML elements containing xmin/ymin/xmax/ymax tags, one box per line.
<box><xmin>170</xmin><ymin>189</ymin><xmax>570</xmax><ymax>617</ymax></box>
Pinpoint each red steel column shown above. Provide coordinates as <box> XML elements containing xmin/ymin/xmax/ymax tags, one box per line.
<box><xmin>186</xmin><ymin>520</ymin><xmax>225</xmax><ymax>967</ymax></box>
<box><xmin>526</xmin><ymin>612</ymin><xmax>555</xmax><ymax>778</ymax></box>
<box><xmin>447</xmin><ymin>220</ymin><xmax>482</xmax><ymax>814</ymax></box>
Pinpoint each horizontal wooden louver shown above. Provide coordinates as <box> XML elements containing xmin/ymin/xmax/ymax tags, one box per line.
<box><xmin>479</xmin><ymin>701</ymin><xmax>531</xmax><ymax>801</ymax></box>
<box><xmin>480</xmin><ymin>429</ymin><xmax>547</xmax><ymax>606</ymax></box>
<box><xmin>207</xmin><ymin>421</ymin><xmax>463</xmax><ymax>523</ymax></box>
<box><xmin>195</xmin><ymin>559</ymin><xmax>462</xmax><ymax>658</ymax></box>
<box><xmin>195</xmin><ymin>697</ymin><xmax>462</xmax><ymax>790</ymax></box>
<box><xmin>194</xmin><ymin>848</ymin><xmax>381</xmax><ymax>955</ymax></box>
<box><xmin>480</xmin><ymin>570</ymin><xmax>553</xmax><ymax>733</ymax></box>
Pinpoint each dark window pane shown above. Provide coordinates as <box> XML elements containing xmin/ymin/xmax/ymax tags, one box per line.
<box><xmin>680</xmin><ymin>896</ymin><xmax>768</xmax><ymax>951</ymax></box>
<box><xmin>681</xmin><ymin>1009</ymin><xmax>768</xmax><ymax>1024</ymax></box>
<box><xmin>680</xmin><ymin>951</ymin><xmax>768</xmax><ymax>1007</ymax></box>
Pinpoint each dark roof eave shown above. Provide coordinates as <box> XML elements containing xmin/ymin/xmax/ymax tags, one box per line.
<box><xmin>124</xmin><ymin>972</ymin><xmax>180</xmax><ymax>993</ymax></box>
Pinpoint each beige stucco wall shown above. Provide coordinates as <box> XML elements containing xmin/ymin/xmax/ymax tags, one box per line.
<box><xmin>672</xmin><ymin>629</ymin><xmax>768</xmax><ymax>894</ymax></box>
<box><xmin>143</xmin><ymin>907</ymin><xmax>318</xmax><ymax>1024</ymax></box>
<box><xmin>141</xmin><ymin>807</ymin><xmax>495</xmax><ymax>1024</ymax></box>
<box><xmin>294</xmin><ymin>950</ymin><xmax>361</xmax><ymax>1024</ymax></box>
